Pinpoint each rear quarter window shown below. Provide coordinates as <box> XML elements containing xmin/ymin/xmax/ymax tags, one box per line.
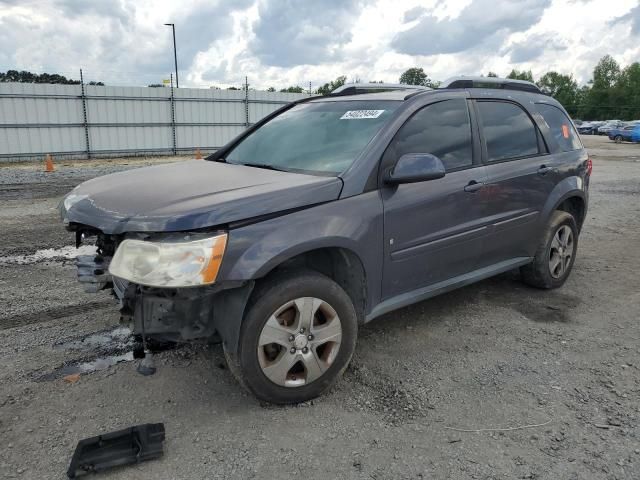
<box><xmin>536</xmin><ymin>103</ymin><xmax>582</xmax><ymax>152</ymax></box>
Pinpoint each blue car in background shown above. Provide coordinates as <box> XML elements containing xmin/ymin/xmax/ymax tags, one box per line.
<box><xmin>608</xmin><ymin>124</ymin><xmax>640</xmax><ymax>143</ymax></box>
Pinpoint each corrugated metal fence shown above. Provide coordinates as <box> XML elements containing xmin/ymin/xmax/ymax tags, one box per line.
<box><xmin>0</xmin><ymin>83</ymin><xmax>309</xmax><ymax>161</ymax></box>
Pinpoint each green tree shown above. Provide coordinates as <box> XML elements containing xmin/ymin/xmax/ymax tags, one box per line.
<box><xmin>280</xmin><ymin>86</ymin><xmax>304</xmax><ymax>93</ymax></box>
<box><xmin>266</xmin><ymin>87</ymin><xmax>276</xmax><ymax>92</ymax></box>
<box><xmin>613</xmin><ymin>62</ymin><xmax>640</xmax><ymax>120</ymax></box>
<box><xmin>592</xmin><ymin>54</ymin><xmax>620</xmax><ymax>89</ymax></box>
<box><xmin>399</xmin><ymin>67</ymin><xmax>430</xmax><ymax>86</ymax></box>
<box><xmin>573</xmin><ymin>85</ymin><xmax>591</xmax><ymax>119</ymax></box>
<box><xmin>0</xmin><ymin>70</ymin><xmax>91</xmax><ymax>84</ymax></box>
<box><xmin>580</xmin><ymin>55</ymin><xmax>623</xmax><ymax>119</ymax></box>
<box><xmin>316</xmin><ymin>75</ymin><xmax>347</xmax><ymax>95</ymax></box>
<box><xmin>486</xmin><ymin>71</ymin><xmax>498</xmax><ymax>77</ymax></box>
<box><xmin>506</xmin><ymin>69</ymin><xmax>534</xmax><ymax>82</ymax></box>
<box><xmin>537</xmin><ymin>72</ymin><xmax>578</xmax><ymax>111</ymax></box>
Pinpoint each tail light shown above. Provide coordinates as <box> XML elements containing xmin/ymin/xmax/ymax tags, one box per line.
<box><xmin>586</xmin><ymin>157</ymin><xmax>593</xmax><ymax>176</ymax></box>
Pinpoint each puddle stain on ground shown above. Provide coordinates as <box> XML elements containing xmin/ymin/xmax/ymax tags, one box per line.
<box><xmin>36</xmin><ymin>325</ymin><xmax>181</xmax><ymax>381</ymax></box>
<box><xmin>37</xmin><ymin>352</ymin><xmax>135</xmax><ymax>381</ymax></box>
<box><xmin>35</xmin><ymin>326</ymin><xmax>137</xmax><ymax>382</ymax></box>
<box><xmin>53</xmin><ymin>326</ymin><xmax>134</xmax><ymax>352</ymax></box>
<box><xmin>0</xmin><ymin>244</ymin><xmax>97</xmax><ymax>265</ymax></box>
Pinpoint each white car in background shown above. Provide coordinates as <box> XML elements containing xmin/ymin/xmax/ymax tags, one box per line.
<box><xmin>597</xmin><ymin>121</ymin><xmax>624</xmax><ymax>135</ymax></box>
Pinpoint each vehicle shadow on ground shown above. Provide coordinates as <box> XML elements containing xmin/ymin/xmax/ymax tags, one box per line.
<box><xmin>361</xmin><ymin>270</ymin><xmax>581</xmax><ymax>339</ymax></box>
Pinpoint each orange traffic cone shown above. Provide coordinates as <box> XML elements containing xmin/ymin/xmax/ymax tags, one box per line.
<box><xmin>195</xmin><ymin>148</ymin><xmax>203</xmax><ymax>160</ymax></box>
<box><xmin>45</xmin><ymin>154</ymin><xmax>55</xmax><ymax>172</ymax></box>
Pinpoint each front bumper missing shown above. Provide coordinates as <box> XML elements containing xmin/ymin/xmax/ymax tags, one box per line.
<box><xmin>73</xmin><ymin>245</ymin><xmax>254</xmax><ymax>352</ymax></box>
<box><xmin>121</xmin><ymin>282</ymin><xmax>254</xmax><ymax>352</ymax></box>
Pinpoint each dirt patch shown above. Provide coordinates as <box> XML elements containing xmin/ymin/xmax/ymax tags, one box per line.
<box><xmin>341</xmin><ymin>361</ymin><xmax>434</xmax><ymax>425</ymax></box>
<box><xmin>0</xmin><ymin>182</ymin><xmax>77</xmax><ymax>200</ymax></box>
<box><xmin>511</xmin><ymin>293</ymin><xmax>581</xmax><ymax>323</ymax></box>
<box><xmin>0</xmin><ymin>300</ymin><xmax>114</xmax><ymax>330</ymax></box>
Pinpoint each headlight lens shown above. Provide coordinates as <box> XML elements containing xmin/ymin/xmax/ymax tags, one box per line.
<box><xmin>109</xmin><ymin>234</ymin><xmax>227</xmax><ymax>287</ymax></box>
<box><xmin>63</xmin><ymin>193</ymin><xmax>88</xmax><ymax>211</ymax></box>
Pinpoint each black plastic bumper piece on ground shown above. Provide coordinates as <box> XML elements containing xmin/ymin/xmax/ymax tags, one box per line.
<box><xmin>67</xmin><ymin>423</ymin><xmax>165</xmax><ymax>478</ymax></box>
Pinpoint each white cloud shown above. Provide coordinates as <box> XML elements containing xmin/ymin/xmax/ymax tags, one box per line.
<box><xmin>0</xmin><ymin>0</ymin><xmax>638</xmax><ymax>88</ymax></box>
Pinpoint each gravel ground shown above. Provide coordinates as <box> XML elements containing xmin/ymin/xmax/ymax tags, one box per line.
<box><xmin>1</xmin><ymin>136</ymin><xmax>639</xmax><ymax>479</ymax></box>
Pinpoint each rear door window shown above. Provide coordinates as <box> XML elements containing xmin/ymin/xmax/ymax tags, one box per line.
<box><xmin>476</xmin><ymin>101</ymin><xmax>539</xmax><ymax>162</ymax></box>
<box><xmin>536</xmin><ymin>103</ymin><xmax>582</xmax><ymax>152</ymax></box>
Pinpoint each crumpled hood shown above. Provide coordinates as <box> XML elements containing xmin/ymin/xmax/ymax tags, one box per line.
<box><xmin>61</xmin><ymin>160</ymin><xmax>343</xmax><ymax>234</ymax></box>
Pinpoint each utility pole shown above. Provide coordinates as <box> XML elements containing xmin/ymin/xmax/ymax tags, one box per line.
<box><xmin>244</xmin><ymin>76</ymin><xmax>249</xmax><ymax>128</ymax></box>
<box><xmin>164</xmin><ymin>23</ymin><xmax>179</xmax><ymax>88</ymax></box>
<box><xmin>79</xmin><ymin>69</ymin><xmax>91</xmax><ymax>158</ymax></box>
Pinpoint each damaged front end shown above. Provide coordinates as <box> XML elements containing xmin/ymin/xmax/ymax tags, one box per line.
<box><xmin>75</xmin><ymin>230</ymin><xmax>119</xmax><ymax>294</ymax></box>
<box><xmin>70</xmin><ymin>226</ymin><xmax>253</xmax><ymax>350</ymax></box>
<box><xmin>58</xmin><ymin>157</ymin><xmax>343</xmax><ymax>354</ymax></box>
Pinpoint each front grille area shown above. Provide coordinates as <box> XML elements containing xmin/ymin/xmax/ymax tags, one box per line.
<box><xmin>76</xmin><ymin>253</ymin><xmax>112</xmax><ymax>293</ymax></box>
<box><xmin>73</xmin><ymin>230</ymin><xmax>121</xmax><ymax>293</ymax></box>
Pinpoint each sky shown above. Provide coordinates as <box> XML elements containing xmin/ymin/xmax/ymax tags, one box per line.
<box><xmin>0</xmin><ymin>0</ymin><xmax>639</xmax><ymax>90</ymax></box>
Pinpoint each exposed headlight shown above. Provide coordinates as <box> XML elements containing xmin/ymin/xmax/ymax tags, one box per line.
<box><xmin>109</xmin><ymin>234</ymin><xmax>227</xmax><ymax>287</ymax></box>
<box><xmin>63</xmin><ymin>193</ymin><xmax>88</xmax><ymax>211</ymax></box>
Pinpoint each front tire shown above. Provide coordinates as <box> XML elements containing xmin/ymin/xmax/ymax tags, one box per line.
<box><xmin>224</xmin><ymin>270</ymin><xmax>358</xmax><ymax>404</ymax></box>
<box><xmin>520</xmin><ymin>211</ymin><xmax>578</xmax><ymax>289</ymax></box>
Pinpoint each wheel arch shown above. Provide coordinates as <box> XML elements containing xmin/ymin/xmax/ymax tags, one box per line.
<box><xmin>253</xmin><ymin>245</ymin><xmax>368</xmax><ymax>325</ymax></box>
<box><xmin>555</xmin><ymin>195</ymin><xmax>586</xmax><ymax>232</ymax></box>
<box><xmin>540</xmin><ymin>176</ymin><xmax>587</xmax><ymax>232</ymax></box>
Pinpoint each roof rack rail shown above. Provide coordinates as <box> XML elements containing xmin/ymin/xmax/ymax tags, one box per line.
<box><xmin>440</xmin><ymin>76</ymin><xmax>543</xmax><ymax>94</ymax></box>
<box><xmin>331</xmin><ymin>83</ymin><xmax>431</xmax><ymax>95</ymax></box>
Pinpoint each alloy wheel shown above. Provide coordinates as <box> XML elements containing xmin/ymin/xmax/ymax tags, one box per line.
<box><xmin>549</xmin><ymin>225</ymin><xmax>574</xmax><ymax>279</ymax></box>
<box><xmin>257</xmin><ymin>297</ymin><xmax>342</xmax><ymax>387</ymax></box>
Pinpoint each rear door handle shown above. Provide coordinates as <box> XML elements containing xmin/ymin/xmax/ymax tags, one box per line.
<box><xmin>538</xmin><ymin>165</ymin><xmax>555</xmax><ymax>175</ymax></box>
<box><xmin>464</xmin><ymin>181</ymin><xmax>484</xmax><ymax>193</ymax></box>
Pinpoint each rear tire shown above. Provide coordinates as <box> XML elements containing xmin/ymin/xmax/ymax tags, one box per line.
<box><xmin>224</xmin><ymin>270</ymin><xmax>358</xmax><ymax>404</ymax></box>
<box><xmin>520</xmin><ymin>211</ymin><xmax>578</xmax><ymax>289</ymax></box>
<box><xmin>614</xmin><ymin>135</ymin><xmax>623</xmax><ymax>143</ymax></box>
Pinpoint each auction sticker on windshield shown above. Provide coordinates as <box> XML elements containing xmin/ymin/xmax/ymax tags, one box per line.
<box><xmin>340</xmin><ymin>110</ymin><xmax>385</xmax><ymax>120</ymax></box>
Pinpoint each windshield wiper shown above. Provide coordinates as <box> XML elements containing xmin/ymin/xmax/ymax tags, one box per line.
<box><xmin>239</xmin><ymin>162</ymin><xmax>289</xmax><ymax>172</ymax></box>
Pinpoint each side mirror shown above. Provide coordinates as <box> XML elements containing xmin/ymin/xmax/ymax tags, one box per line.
<box><xmin>385</xmin><ymin>153</ymin><xmax>446</xmax><ymax>185</ymax></box>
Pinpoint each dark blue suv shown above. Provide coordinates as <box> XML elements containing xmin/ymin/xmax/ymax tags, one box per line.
<box><xmin>60</xmin><ymin>77</ymin><xmax>591</xmax><ymax>403</ymax></box>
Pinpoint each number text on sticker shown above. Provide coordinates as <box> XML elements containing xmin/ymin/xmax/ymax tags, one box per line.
<box><xmin>340</xmin><ymin>110</ymin><xmax>385</xmax><ymax>120</ymax></box>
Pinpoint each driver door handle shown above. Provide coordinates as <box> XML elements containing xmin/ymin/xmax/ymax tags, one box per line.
<box><xmin>538</xmin><ymin>165</ymin><xmax>555</xmax><ymax>175</ymax></box>
<box><xmin>464</xmin><ymin>181</ymin><xmax>484</xmax><ymax>193</ymax></box>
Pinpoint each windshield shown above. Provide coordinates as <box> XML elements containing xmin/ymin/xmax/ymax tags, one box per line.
<box><xmin>225</xmin><ymin>100</ymin><xmax>400</xmax><ymax>175</ymax></box>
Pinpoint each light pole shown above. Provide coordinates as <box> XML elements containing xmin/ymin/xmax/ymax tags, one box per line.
<box><xmin>164</xmin><ymin>23</ymin><xmax>179</xmax><ymax>88</ymax></box>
